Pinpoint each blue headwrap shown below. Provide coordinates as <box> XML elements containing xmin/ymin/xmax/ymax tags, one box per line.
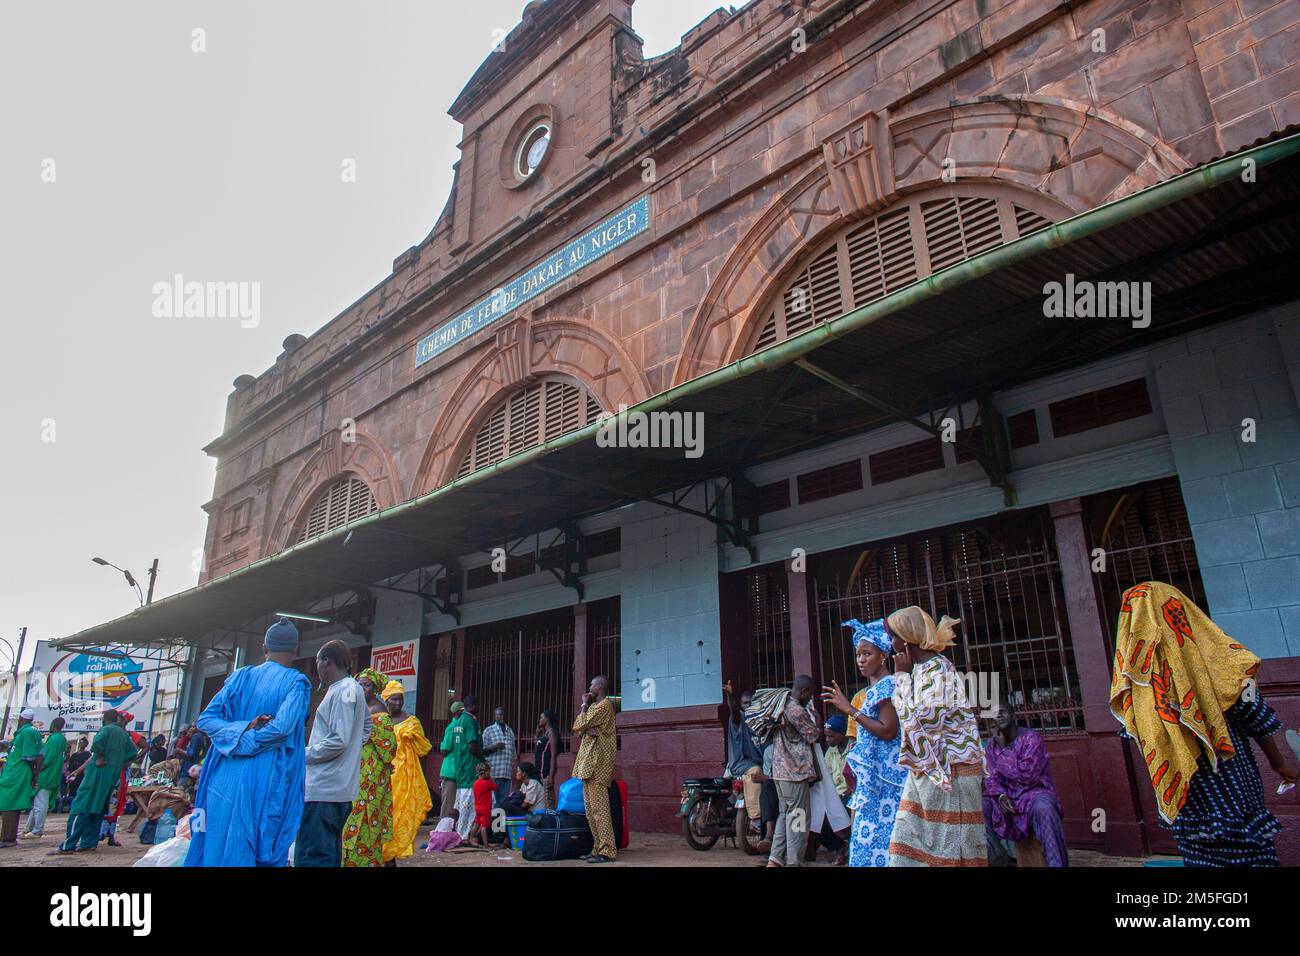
<box><xmin>264</xmin><ymin>618</ymin><xmax>300</xmax><ymax>651</ymax></box>
<box><xmin>843</xmin><ymin>618</ymin><xmax>890</xmax><ymax>655</ymax></box>
<box><xmin>824</xmin><ymin>713</ymin><xmax>848</xmax><ymax>734</ymax></box>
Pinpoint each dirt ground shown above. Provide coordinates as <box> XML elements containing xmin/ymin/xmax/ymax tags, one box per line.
<box><xmin>0</xmin><ymin>813</ymin><xmax>1162</xmax><ymax>867</ymax></box>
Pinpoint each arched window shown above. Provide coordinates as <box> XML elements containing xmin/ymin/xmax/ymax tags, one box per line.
<box><xmin>749</xmin><ymin>186</ymin><xmax>1059</xmax><ymax>352</ymax></box>
<box><xmin>295</xmin><ymin>475</ymin><xmax>377</xmax><ymax>543</ymax></box>
<box><xmin>457</xmin><ymin>377</ymin><xmax>603</xmax><ymax>478</ymax></box>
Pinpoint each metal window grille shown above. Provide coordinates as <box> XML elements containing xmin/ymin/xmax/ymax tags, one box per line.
<box><xmin>589</xmin><ymin>597</ymin><xmax>622</xmax><ymax>703</ymax></box>
<box><xmin>745</xmin><ymin>567</ymin><xmax>793</xmax><ymax>691</ymax></box>
<box><xmin>466</xmin><ymin>609</ymin><xmax>575</xmax><ymax>756</ymax></box>
<box><xmin>814</xmin><ymin>510</ymin><xmax>1083</xmax><ymax>734</ymax></box>
<box><xmin>423</xmin><ymin>633</ymin><xmax>457</xmax><ymax>756</ymax></box>
<box><xmin>1088</xmin><ymin>477</ymin><xmax>1206</xmax><ymax>659</ymax></box>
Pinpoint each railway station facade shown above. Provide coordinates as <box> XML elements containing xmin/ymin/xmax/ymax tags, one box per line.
<box><xmin>60</xmin><ymin>0</ymin><xmax>1300</xmax><ymax>859</ymax></box>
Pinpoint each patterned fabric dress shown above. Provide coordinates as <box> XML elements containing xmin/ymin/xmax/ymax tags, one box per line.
<box><xmin>1109</xmin><ymin>581</ymin><xmax>1283</xmax><ymax>867</ymax></box>
<box><xmin>888</xmin><ymin>654</ymin><xmax>987</xmax><ymax>867</ymax></box>
<box><xmin>382</xmin><ymin>716</ymin><xmax>433</xmax><ymax>863</ymax></box>
<box><xmin>342</xmin><ymin>710</ymin><xmax>397</xmax><ymax>867</ymax></box>
<box><xmin>844</xmin><ymin>675</ymin><xmax>905</xmax><ymax>867</ymax></box>
<box><xmin>1171</xmin><ymin>696</ymin><xmax>1283</xmax><ymax>867</ymax></box>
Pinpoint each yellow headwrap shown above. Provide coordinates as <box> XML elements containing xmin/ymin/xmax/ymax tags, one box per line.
<box><xmin>1109</xmin><ymin>582</ymin><xmax>1260</xmax><ymax>823</ymax></box>
<box><xmin>380</xmin><ymin>679</ymin><xmax>406</xmax><ymax>701</ymax></box>
<box><xmin>886</xmin><ymin>606</ymin><xmax>960</xmax><ymax>651</ymax></box>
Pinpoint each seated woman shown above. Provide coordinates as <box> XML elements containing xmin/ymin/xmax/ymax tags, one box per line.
<box><xmin>499</xmin><ymin>762</ymin><xmax>548</xmax><ymax>817</ymax></box>
<box><xmin>982</xmin><ymin>700</ymin><xmax>1068</xmax><ymax>867</ymax></box>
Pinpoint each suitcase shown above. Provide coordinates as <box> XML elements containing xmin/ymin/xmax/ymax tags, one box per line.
<box><xmin>608</xmin><ymin>779</ymin><xmax>630</xmax><ymax>850</ymax></box>
<box><xmin>522</xmin><ymin>811</ymin><xmax>594</xmax><ymax>861</ymax></box>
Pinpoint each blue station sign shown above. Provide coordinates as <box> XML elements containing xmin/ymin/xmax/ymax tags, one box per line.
<box><xmin>415</xmin><ymin>195</ymin><xmax>651</xmax><ymax>366</ymax></box>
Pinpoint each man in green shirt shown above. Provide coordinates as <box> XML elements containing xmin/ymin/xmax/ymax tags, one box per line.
<box><xmin>22</xmin><ymin>716</ymin><xmax>67</xmax><ymax>838</ymax></box>
<box><xmin>0</xmin><ymin>709</ymin><xmax>43</xmax><ymax>848</ymax></box>
<box><xmin>449</xmin><ymin>697</ymin><xmax>486</xmax><ymax>837</ymax></box>
<box><xmin>50</xmin><ymin>710</ymin><xmax>140</xmax><ymax>854</ymax></box>
<box><xmin>437</xmin><ymin>701</ymin><xmax>465</xmax><ymax>819</ymax></box>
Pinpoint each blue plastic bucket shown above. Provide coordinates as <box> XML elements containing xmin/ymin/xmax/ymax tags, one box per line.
<box><xmin>506</xmin><ymin>817</ymin><xmax>528</xmax><ymax>850</ymax></box>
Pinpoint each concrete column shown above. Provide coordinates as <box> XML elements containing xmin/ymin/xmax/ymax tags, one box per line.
<box><xmin>1050</xmin><ymin>497</ymin><xmax>1147</xmax><ymax>856</ymax></box>
<box><xmin>452</xmin><ymin>628</ymin><xmax>467</xmax><ymax>701</ymax></box>
<box><xmin>573</xmin><ymin>601</ymin><xmax>589</xmax><ymax>709</ymax></box>
<box><xmin>787</xmin><ymin>561</ymin><xmax>817</xmax><ymax>682</ymax></box>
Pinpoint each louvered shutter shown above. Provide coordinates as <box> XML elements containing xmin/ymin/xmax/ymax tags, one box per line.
<box><xmin>296</xmin><ymin>476</ymin><xmax>377</xmax><ymax>543</ymax></box>
<box><xmin>457</xmin><ymin>377</ymin><xmax>604</xmax><ymax>478</ymax></box>
<box><xmin>1014</xmin><ymin>204</ymin><xmax>1051</xmax><ymax>237</ymax></box>
<box><xmin>845</xmin><ymin>206</ymin><xmax>916</xmax><ymax>307</ymax></box>
<box><xmin>921</xmin><ymin>195</ymin><xmax>1005</xmax><ymax>272</ymax></box>
<box><xmin>749</xmin><ymin>189</ymin><xmax>1058</xmax><ymax>353</ymax></box>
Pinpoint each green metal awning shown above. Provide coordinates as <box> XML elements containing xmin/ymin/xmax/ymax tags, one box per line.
<box><xmin>53</xmin><ymin>133</ymin><xmax>1300</xmax><ymax>650</ymax></box>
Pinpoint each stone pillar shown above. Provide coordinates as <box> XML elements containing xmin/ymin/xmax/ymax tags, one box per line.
<box><xmin>787</xmin><ymin>561</ymin><xmax>817</xmax><ymax>683</ymax></box>
<box><xmin>573</xmin><ymin>601</ymin><xmax>589</xmax><ymax>709</ymax></box>
<box><xmin>452</xmin><ymin>628</ymin><xmax>467</xmax><ymax>701</ymax></box>
<box><xmin>1050</xmin><ymin>497</ymin><xmax>1147</xmax><ymax>856</ymax></box>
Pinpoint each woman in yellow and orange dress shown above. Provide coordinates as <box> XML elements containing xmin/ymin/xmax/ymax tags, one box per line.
<box><xmin>342</xmin><ymin>668</ymin><xmax>398</xmax><ymax>867</ymax></box>
<box><xmin>380</xmin><ymin>680</ymin><xmax>432</xmax><ymax>864</ymax></box>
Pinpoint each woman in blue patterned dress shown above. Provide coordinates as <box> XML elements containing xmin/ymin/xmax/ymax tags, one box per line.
<box><xmin>823</xmin><ymin>619</ymin><xmax>904</xmax><ymax>867</ymax></box>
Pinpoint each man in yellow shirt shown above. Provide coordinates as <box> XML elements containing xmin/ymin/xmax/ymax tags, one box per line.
<box><xmin>572</xmin><ymin>675</ymin><xmax>618</xmax><ymax>863</ymax></box>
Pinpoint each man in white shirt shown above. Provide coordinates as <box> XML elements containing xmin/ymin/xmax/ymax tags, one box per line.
<box><xmin>296</xmin><ymin>639</ymin><xmax>371</xmax><ymax>867</ymax></box>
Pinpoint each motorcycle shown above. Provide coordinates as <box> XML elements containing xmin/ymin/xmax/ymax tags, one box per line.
<box><xmin>680</xmin><ymin>776</ymin><xmax>764</xmax><ymax>854</ymax></box>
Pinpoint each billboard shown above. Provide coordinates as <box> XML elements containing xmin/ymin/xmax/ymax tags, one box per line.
<box><xmin>369</xmin><ymin>639</ymin><xmax>418</xmax><ymax>713</ymax></box>
<box><xmin>20</xmin><ymin>641</ymin><xmax>158</xmax><ymax>734</ymax></box>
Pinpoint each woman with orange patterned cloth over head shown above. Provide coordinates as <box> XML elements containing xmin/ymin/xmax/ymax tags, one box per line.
<box><xmin>1111</xmin><ymin>582</ymin><xmax>1299</xmax><ymax>866</ymax></box>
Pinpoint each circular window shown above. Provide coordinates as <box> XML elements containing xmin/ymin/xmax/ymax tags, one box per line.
<box><xmin>516</xmin><ymin>122</ymin><xmax>551</xmax><ymax>180</ymax></box>
<box><xmin>500</xmin><ymin>106</ymin><xmax>558</xmax><ymax>190</ymax></box>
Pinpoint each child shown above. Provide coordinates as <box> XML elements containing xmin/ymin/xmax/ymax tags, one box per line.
<box><xmin>423</xmin><ymin>808</ymin><xmax>462</xmax><ymax>853</ymax></box>
<box><xmin>470</xmin><ymin>762</ymin><xmax>496</xmax><ymax>848</ymax></box>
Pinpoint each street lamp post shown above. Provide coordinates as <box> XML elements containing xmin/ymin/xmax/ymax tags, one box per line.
<box><xmin>92</xmin><ymin>556</ymin><xmax>158</xmax><ymax>606</ymax></box>
<box><xmin>91</xmin><ymin>556</ymin><xmax>159</xmax><ymax>737</ymax></box>
<box><xmin>0</xmin><ymin>626</ymin><xmax>28</xmax><ymax>740</ymax></box>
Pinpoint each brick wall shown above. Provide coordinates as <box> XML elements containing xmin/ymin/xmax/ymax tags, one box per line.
<box><xmin>197</xmin><ymin>0</ymin><xmax>1300</xmax><ymax>591</ymax></box>
<box><xmin>1155</xmin><ymin>303</ymin><xmax>1300</xmax><ymax>657</ymax></box>
<box><xmin>617</xmin><ymin>493</ymin><xmax>724</xmax><ymax>710</ymax></box>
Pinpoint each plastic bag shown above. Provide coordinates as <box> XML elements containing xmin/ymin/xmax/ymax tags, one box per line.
<box><xmin>155</xmin><ymin>809</ymin><xmax>177</xmax><ymax>843</ymax></box>
<box><xmin>133</xmin><ymin>835</ymin><xmax>189</xmax><ymax>868</ymax></box>
<box><xmin>556</xmin><ymin>777</ymin><xmax>585</xmax><ymax>813</ymax></box>
<box><xmin>744</xmin><ymin>688</ymin><xmax>790</xmax><ymax>745</ymax></box>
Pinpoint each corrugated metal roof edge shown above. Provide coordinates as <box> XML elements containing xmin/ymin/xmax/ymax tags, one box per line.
<box><xmin>51</xmin><ymin>130</ymin><xmax>1300</xmax><ymax>649</ymax></box>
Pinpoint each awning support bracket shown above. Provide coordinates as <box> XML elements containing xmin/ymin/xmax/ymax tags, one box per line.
<box><xmin>532</xmin><ymin>464</ymin><xmax>757</xmax><ymax>562</ymax></box>
<box><xmin>371</xmin><ymin>566</ymin><xmax>461</xmax><ymax>624</ymax></box>
<box><xmin>794</xmin><ymin>358</ymin><xmax>1014</xmax><ymax>505</ymax></box>
<box><xmin>547</xmin><ymin>523</ymin><xmax>586</xmax><ymax>601</ymax></box>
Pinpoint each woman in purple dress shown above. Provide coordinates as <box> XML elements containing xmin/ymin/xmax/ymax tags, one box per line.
<box><xmin>983</xmin><ymin>700</ymin><xmax>1068</xmax><ymax>866</ymax></box>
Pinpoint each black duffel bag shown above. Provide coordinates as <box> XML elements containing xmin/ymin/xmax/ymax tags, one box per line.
<box><xmin>522</xmin><ymin>811</ymin><xmax>594</xmax><ymax>861</ymax></box>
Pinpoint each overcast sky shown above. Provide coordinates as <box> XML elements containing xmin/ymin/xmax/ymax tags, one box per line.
<box><xmin>0</xmin><ymin>0</ymin><xmax>730</xmax><ymax>668</ymax></box>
